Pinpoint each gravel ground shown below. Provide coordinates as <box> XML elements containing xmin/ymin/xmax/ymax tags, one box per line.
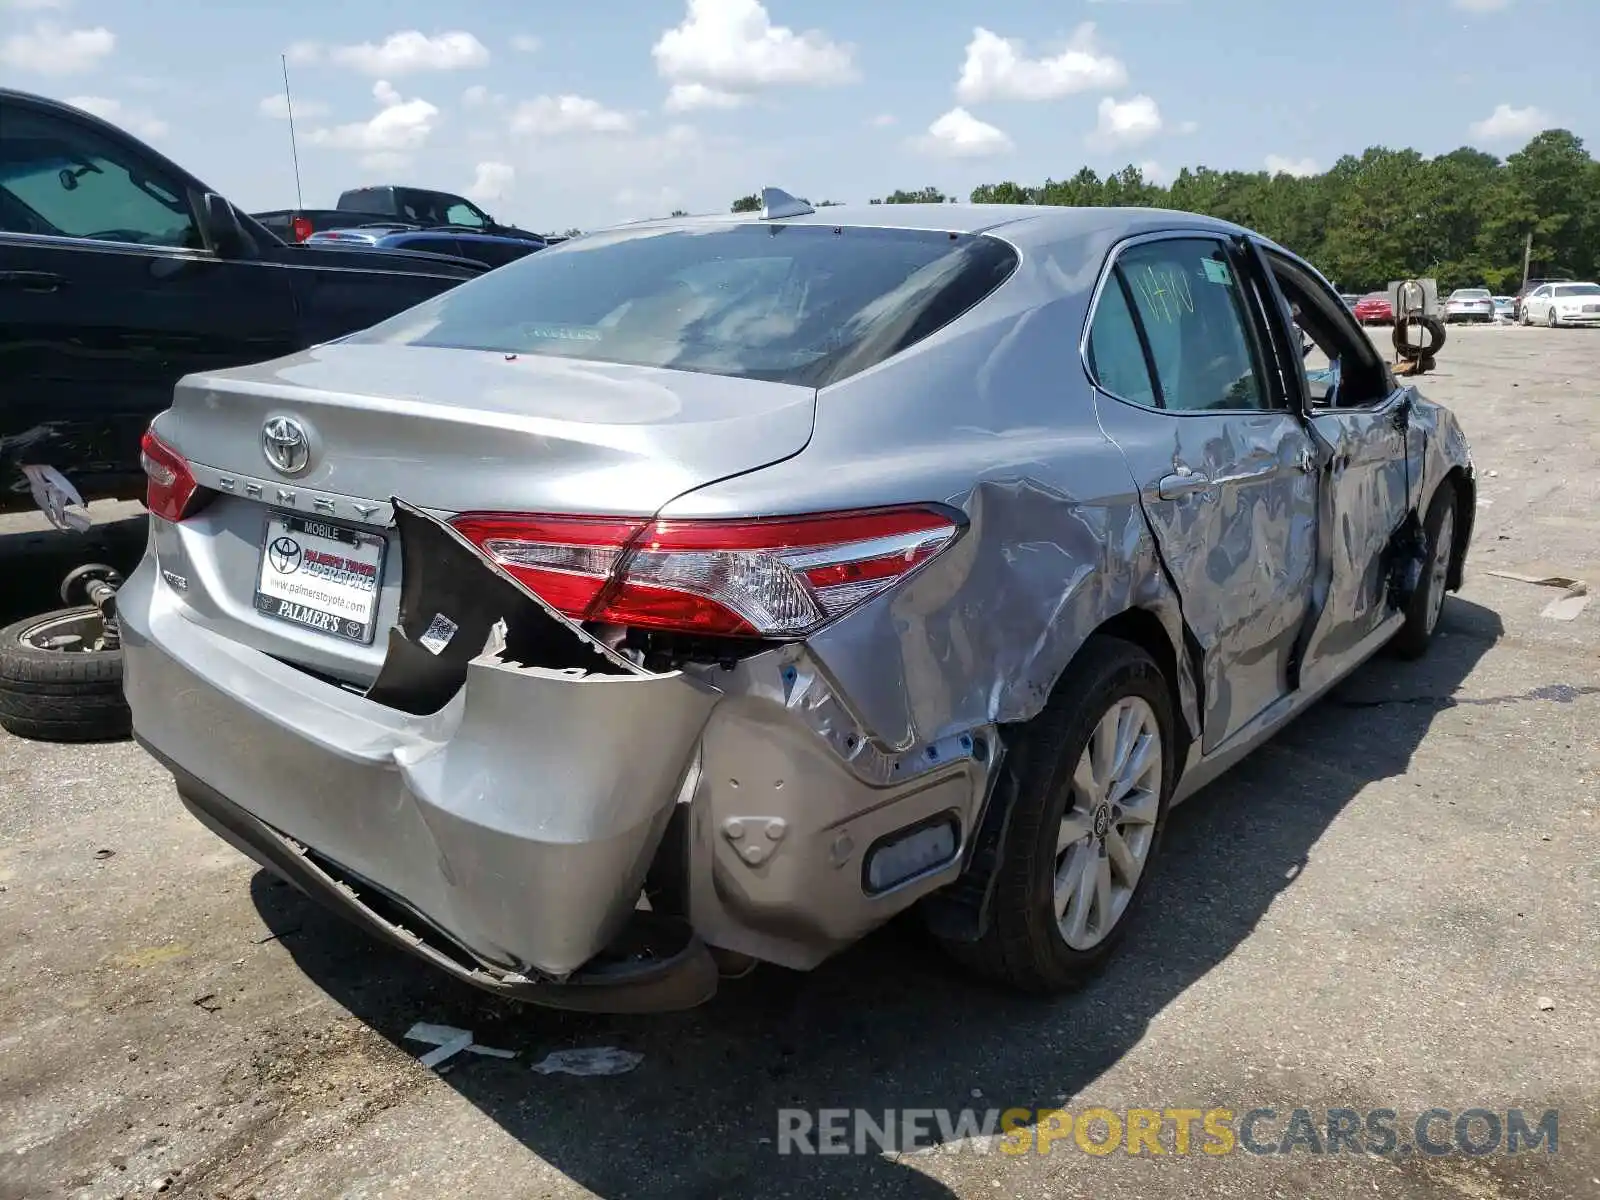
<box><xmin>1</xmin><ymin>325</ymin><xmax>1596</xmax><ymax>1200</ymax></box>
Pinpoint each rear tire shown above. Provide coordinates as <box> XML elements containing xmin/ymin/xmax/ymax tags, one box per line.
<box><xmin>937</xmin><ymin>636</ymin><xmax>1176</xmax><ymax>994</ymax></box>
<box><xmin>1390</xmin><ymin>486</ymin><xmax>1459</xmax><ymax>661</ymax></box>
<box><xmin>0</xmin><ymin>606</ymin><xmax>131</xmax><ymax>742</ymax></box>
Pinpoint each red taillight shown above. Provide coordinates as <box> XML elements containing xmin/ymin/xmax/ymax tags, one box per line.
<box><xmin>450</xmin><ymin>506</ymin><xmax>962</xmax><ymax>638</ymax></box>
<box><xmin>140</xmin><ymin>427</ymin><xmax>199</xmax><ymax>522</ymax></box>
<box><xmin>290</xmin><ymin>215</ymin><xmax>314</xmax><ymax>242</ymax></box>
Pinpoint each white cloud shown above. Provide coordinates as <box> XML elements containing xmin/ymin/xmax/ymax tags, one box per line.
<box><xmin>466</xmin><ymin>161</ymin><xmax>514</xmax><ymax>203</ymax></box>
<box><xmin>1453</xmin><ymin>0</ymin><xmax>1511</xmax><ymax>12</ymax></box>
<box><xmin>293</xmin><ymin>30</ymin><xmax>490</xmax><ymax>75</ymax></box>
<box><xmin>914</xmin><ymin>107</ymin><xmax>1013</xmax><ymax>159</ymax></box>
<box><xmin>5</xmin><ymin>0</ymin><xmax>74</xmax><ymax>9</ymax></box>
<box><xmin>868</xmin><ymin>113</ymin><xmax>896</xmax><ymax>128</ymax></box>
<box><xmin>64</xmin><ymin>94</ymin><xmax>166</xmax><ymax>138</ymax></box>
<box><xmin>664</xmin><ymin>82</ymin><xmax>746</xmax><ymax>112</ymax></box>
<box><xmin>306</xmin><ymin>79</ymin><xmax>441</xmax><ymax>166</ymax></box>
<box><xmin>1469</xmin><ymin>103</ymin><xmax>1550</xmax><ymax>141</ymax></box>
<box><xmin>461</xmin><ymin>84</ymin><xmax>490</xmax><ymax>107</ymax></box>
<box><xmin>956</xmin><ymin>24</ymin><xmax>1126</xmax><ymax>104</ymax></box>
<box><xmin>614</xmin><ymin>184</ymin><xmax>683</xmax><ymax>216</ymax></box>
<box><xmin>652</xmin><ymin>0</ymin><xmax>856</xmax><ymax>92</ymax></box>
<box><xmin>1088</xmin><ymin>94</ymin><xmax>1163</xmax><ymax>149</ymax></box>
<box><xmin>0</xmin><ymin>21</ymin><xmax>113</xmax><ymax>74</ymax></box>
<box><xmin>1138</xmin><ymin>161</ymin><xmax>1170</xmax><ymax>186</ymax></box>
<box><xmin>510</xmin><ymin>94</ymin><xmax>633</xmax><ymax>136</ymax></box>
<box><xmin>509</xmin><ymin>34</ymin><xmax>540</xmax><ymax>53</ymax></box>
<box><xmin>1265</xmin><ymin>154</ymin><xmax>1319</xmax><ymax>178</ymax></box>
<box><xmin>258</xmin><ymin>92</ymin><xmax>329</xmax><ymax>120</ymax></box>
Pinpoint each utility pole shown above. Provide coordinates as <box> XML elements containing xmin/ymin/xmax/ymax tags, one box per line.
<box><xmin>1520</xmin><ymin>229</ymin><xmax>1533</xmax><ymax>293</ymax></box>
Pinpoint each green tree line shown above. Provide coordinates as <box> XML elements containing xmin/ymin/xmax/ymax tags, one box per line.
<box><xmin>726</xmin><ymin>130</ymin><xmax>1600</xmax><ymax>293</ymax></box>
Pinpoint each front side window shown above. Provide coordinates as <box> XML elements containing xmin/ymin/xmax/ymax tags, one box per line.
<box><xmin>1113</xmin><ymin>238</ymin><xmax>1269</xmax><ymax>412</ymax></box>
<box><xmin>0</xmin><ymin>107</ymin><xmax>198</xmax><ymax>248</ymax></box>
<box><xmin>348</xmin><ymin>223</ymin><xmax>1019</xmax><ymax>387</ymax></box>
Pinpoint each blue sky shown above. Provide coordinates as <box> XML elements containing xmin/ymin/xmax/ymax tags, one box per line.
<box><xmin>2</xmin><ymin>0</ymin><xmax>1594</xmax><ymax>231</ymax></box>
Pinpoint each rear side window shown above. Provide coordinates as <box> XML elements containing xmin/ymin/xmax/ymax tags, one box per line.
<box><xmin>1107</xmin><ymin>238</ymin><xmax>1270</xmax><ymax>412</ymax></box>
<box><xmin>347</xmin><ymin>223</ymin><xmax>1019</xmax><ymax>386</ymax></box>
<box><xmin>1086</xmin><ymin>277</ymin><xmax>1157</xmax><ymax>408</ymax></box>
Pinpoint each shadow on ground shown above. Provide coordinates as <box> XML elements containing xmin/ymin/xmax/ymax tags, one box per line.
<box><xmin>0</xmin><ymin>512</ymin><xmax>147</xmax><ymax>626</ymax></box>
<box><xmin>255</xmin><ymin>599</ymin><xmax>1509</xmax><ymax>1198</ymax></box>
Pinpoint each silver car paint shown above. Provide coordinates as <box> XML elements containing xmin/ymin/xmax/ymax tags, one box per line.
<box><xmin>122</xmin><ymin>203</ymin><xmax>1474</xmax><ymax>994</ymax></box>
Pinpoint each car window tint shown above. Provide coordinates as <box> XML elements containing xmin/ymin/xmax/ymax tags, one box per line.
<box><xmin>346</xmin><ymin>223</ymin><xmax>1019</xmax><ymax>387</ymax></box>
<box><xmin>1115</xmin><ymin>238</ymin><xmax>1268</xmax><ymax>412</ymax></box>
<box><xmin>1087</xmin><ymin>275</ymin><xmax>1158</xmax><ymax>408</ymax></box>
<box><xmin>0</xmin><ymin>107</ymin><xmax>199</xmax><ymax>249</ymax></box>
<box><xmin>444</xmin><ymin>202</ymin><xmax>484</xmax><ymax>228</ymax></box>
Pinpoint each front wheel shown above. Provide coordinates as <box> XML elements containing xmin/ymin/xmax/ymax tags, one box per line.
<box><xmin>936</xmin><ymin>636</ymin><xmax>1175</xmax><ymax>994</ymax></box>
<box><xmin>1390</xmin><ymin>486</ymin><xmax>1459</xmax><ymax>660</ymax></box>
<box><xmin>1547</xmin><ymin>308</ymin><xmax>1559</xmax><ymax>328</ymax></box>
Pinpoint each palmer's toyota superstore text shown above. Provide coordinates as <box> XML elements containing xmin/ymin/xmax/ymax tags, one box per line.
<box><xmin>775</xmin><ymin>1106</ymin><xmax>1561</xmax><ymax>1158</ymax></box>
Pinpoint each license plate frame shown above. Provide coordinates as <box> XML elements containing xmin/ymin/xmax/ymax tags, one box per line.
<box><xmin>253</xmin><ymin>512</ymin><xmax>386</xmax><ymax>645</ymax></box>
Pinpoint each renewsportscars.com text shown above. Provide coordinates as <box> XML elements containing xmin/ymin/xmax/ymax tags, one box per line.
<box><xmin>776</xmin><ymin>1106</ymin><xmax>1559</xmax><ymax>1158</ymax></box>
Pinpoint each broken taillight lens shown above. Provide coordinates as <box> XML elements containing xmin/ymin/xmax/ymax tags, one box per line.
<box><xmin>140</xmin><ymin>427</ymin><xmax>200</xmax><ymax>522</ymax></box>
<box><xmin>450</xmin><ymin>507</ymin><xmax>962</xmax><ymax>638</ymax></box>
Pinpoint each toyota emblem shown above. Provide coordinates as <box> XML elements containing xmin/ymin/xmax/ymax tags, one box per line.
<box><xmin>262</xmin><ymin>416</ymin><xmax>311</xmax><ymax>476</ymax></box>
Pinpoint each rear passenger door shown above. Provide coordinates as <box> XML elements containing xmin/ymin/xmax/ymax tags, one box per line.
<box><xmin>1087</xmin><ymin>234</ymin><xmax>1320</xmax><ymax>753</ymax></box>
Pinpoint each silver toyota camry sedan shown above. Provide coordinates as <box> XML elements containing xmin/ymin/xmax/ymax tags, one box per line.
<box><xmin>121</xmin><ymin>192</ymin><xmax>1475</xmax><ymax>1012</ymax></box>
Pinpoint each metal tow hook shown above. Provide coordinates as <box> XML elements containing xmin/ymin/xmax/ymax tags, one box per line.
<box><xmin>60</xmin><ymin>563</ymin><xmax>125</xmax><ymax>652</ymax></box>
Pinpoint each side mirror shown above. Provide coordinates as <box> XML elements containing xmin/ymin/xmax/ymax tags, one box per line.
<box><xmin>197</xmin><ymin>192</ymin><xmax>251</xmax><ymax>258</ymax></box>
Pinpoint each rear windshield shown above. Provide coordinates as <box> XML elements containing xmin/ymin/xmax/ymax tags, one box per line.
<box><xmin>1454</xmin><ymin>289</ymin><xmax>1490</xmax><ymax>298</ymax></box>
<box><xmin>345</xmin><ymin>222</ymin><xmax>1019</xmax><ymax>387</ymax></box>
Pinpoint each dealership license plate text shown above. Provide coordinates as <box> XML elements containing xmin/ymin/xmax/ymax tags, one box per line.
<box><xmin>254</xmin><ymin>514</ymin><xmax>384</xmax><ymax>644</ymax></box>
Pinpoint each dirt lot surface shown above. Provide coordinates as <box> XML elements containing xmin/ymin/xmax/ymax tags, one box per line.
<box><xmin>2</xmin><ymin>326</ymin><xmax>1596</xmax><ymax>1199</ymax></box>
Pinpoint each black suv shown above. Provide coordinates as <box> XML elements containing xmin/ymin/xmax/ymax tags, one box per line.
<box><xmin>0</xmin><ymin>89</ymin><xmax>484</xmax><ymax>513</ymax></box>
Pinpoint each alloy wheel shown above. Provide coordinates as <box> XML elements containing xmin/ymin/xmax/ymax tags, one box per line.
<box><xmin>1423</xmin><ymin>507</ymin><xmax>1456</xmax><ymax>636</ymax></box>
<box><xmin>1054</xmin><ymin>696</ymin><xmax>1163</xmax><ymax>951</ymax></box>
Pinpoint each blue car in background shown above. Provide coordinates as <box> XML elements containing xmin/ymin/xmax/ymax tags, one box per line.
<box><xmin>305</xmin><ymin>225</ymin><xmax>545</xmax><ymax>270</ymax></box>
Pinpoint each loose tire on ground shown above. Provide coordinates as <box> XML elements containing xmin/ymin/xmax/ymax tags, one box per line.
<box><xmin>0</xmin><ymin>606</ymin><xmax>131</xmax><ymax>742</ymax></box>
<box><xmin>936</xmin><ymin>635</ymin><xmax>1177</xmax><ymax>994</ymax></box>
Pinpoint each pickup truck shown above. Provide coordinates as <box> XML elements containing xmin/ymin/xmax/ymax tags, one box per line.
<box><xmin>254</xmin><ymin>184</ymin><xmax>546</xmax><ymax>245</ymax></box>
<box><xmin>0</xmin><ymin>88</ymin><xmax>485</xmax><ymax>516</ymax></box>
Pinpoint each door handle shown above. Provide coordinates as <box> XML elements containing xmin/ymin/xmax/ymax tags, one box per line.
<box><xmin>1294</xmin><ymin>447</ymin><xmax>1318</xmax><ymax>473</ymax></box>
<box><xmin>0</xmin><ymin>271</ymin><xmax>67</xmax><ymax>293</ymax></box>
<box><xmin>1157</xmin><ymin>467</ymin><xmax>1213</xmax><ymax>500</ymax></box>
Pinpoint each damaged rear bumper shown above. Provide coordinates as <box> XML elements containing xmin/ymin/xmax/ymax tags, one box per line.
<box><xmin>121</xmin><ymin>501</ymin><xmax>994</xmax><ymax>1010</ymax></box>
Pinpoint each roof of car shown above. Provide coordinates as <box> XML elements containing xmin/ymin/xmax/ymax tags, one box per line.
<box><xmin>625</xmin><ymin>203</ymin><xmax>1256</xmax><ymax>249</ymax></box>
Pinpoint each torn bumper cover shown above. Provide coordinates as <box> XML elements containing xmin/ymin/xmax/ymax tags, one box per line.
<box><xmin>122</xmin><ymin>500</ymin><xmax>721</xmax><ymax>1009</ymax></box>
<box><xmin>121</xmin><ymin>500</ymin><xmax>991</xmax><ymax>1011</ymax></box>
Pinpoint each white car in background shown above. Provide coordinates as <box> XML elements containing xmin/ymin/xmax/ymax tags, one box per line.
<box><xmin>1520</xmin><ymin>282</ymin><xmax>1600</xmax><ymax>327</ymax></box>
<box><xmin>1442</xmin><ymin>288</ymin><xmax>1495</xmax><ymax>323</ymax></box>
<box><xmin>1492</xmin><ymin>296</ymin><xmax>1515</xmax><ymax>321</ymax></box>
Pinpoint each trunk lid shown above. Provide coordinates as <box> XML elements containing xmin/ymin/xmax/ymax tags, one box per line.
<box><xmin>160</xmin><ymin>343</ymin><xmax>815</xmax><ymax>516</ymax></box>
<box><xmin>149</xmin><ymin>343</ymin><xmax>815</xmax><ymax>682</ymax></box>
